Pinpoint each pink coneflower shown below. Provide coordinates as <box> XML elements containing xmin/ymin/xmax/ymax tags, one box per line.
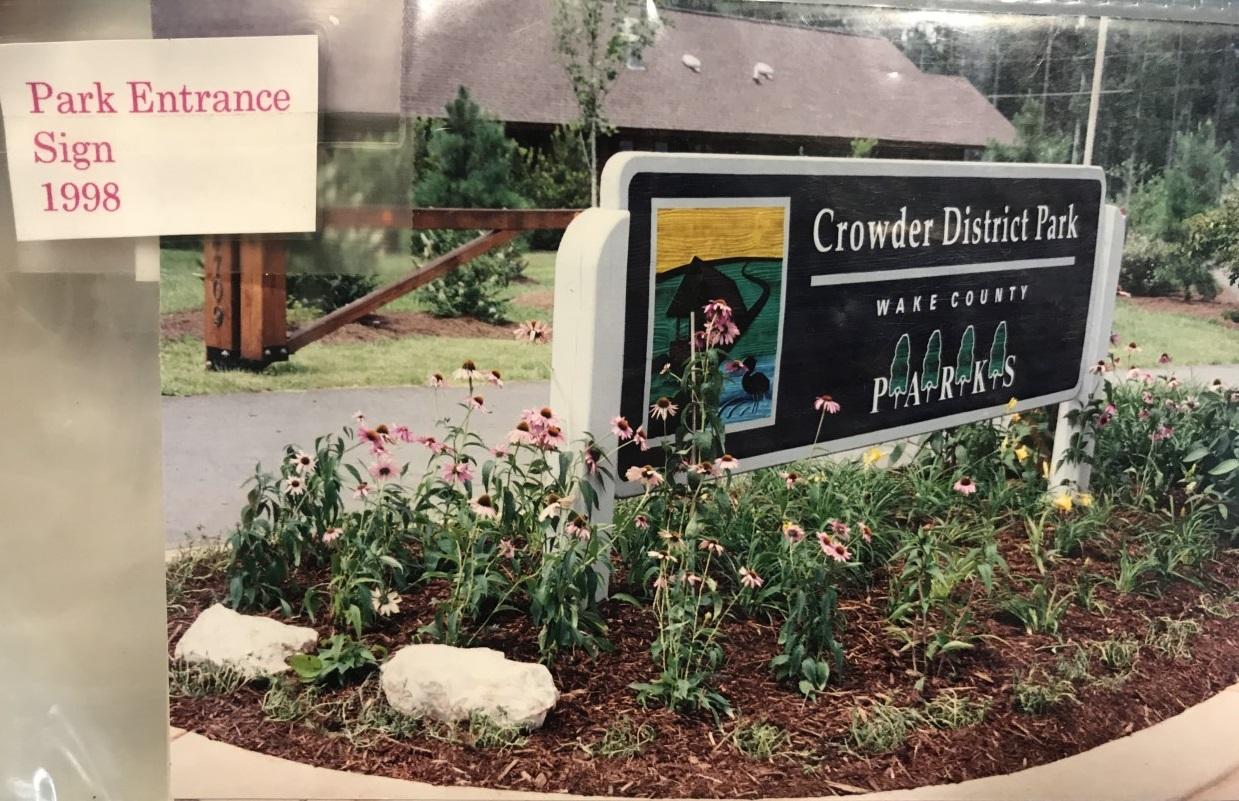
<box><xmin>684</xmin><ymin>573</ymin><xmax>703</xmax><ymax>588</ymax></box>
<box><xmin>625</xmin><ymin>465</ymin><xmax>664</xmax><ymax>489</ymax></box>
<box><xmin>652</xmin><ymin>575</ymin><xmax>670</xmax><ymax>590</ymax></box>
<box><xmin>1139</xmin><ymin>408</ymin><xmax>1151</xmax><ymax>421</ymax></box>
<box><xmin>828</xmin><ymin>519</ymin><xmax>851</xmax><ymax>538</ymax></box>
<box><xmin>953</xmin><ymin>476</ymin><xmax>977</xmax><ymax>496</ymax></box>
<box><xmin>440</xmin><ymin>461</ymin><xmax>474</xmax><ymax>483</ymax></box>
<box><xmin>703</xmin><ymin>298</ymin><xmax>732</xmax><ymax>320</ymax></box>
<box><xmin>1110</xmin><ymin>332</ymin><xmax>1120</xmax><ymax>346</ymax></box>
<box><xmin>426</xmin><ymin>372</ymin><xmax>447</xmax><ymax>388</ymax></box>
<box><xmin>634</xmin><ymin>514</ymin><xmax>650</xmax><ymax>530</ymax></box>
<box><xmin>322</xmin><ymin>527</ymin><xmax>343</xmax><ymax>545</ymax></box>
<box><xmin>739</xmin><ymin>566</ymin><xmax>764</xmax><ymax>589</ymax></box>
<box><xmin>454</xmin><ymin>360</ymin><xmax>484</xmax><ymax>382</ymax></box>
<box><xmin>858</xmin><ymin>522</ymin><xmax>873</xmax><ymax>543</ymax></box>
<box><xmin>371</xmin><ymin>589</ymin><xmax>401</xmax><ymax>617</ymax></box>
<box><xmin>514</xmin><ymin>319</ymin><xmax>551</xmax><ymax>344</ymax></box>
<box><xmin>487</xmin><ymin>370</ymin><xmax>504</xmax><ymax>387</ymax></box>
<box><xmin>1127</xmin><ymin>342</ymin><xmax>1141</xmax><ymax>353</ymax></box>
<box><xmin>1089</xmin><ymin>360</ymin><xmax>1110</xmax><ymax>375</ymax></box>
<box><xmin>699</xmin><ymin>538</ymin><xmax>725</xmax><ymax>555</ymax></box>
<box><xmin>724</xmin><ymin>359</ymin><xmax>748</xmax><ymax>375</ymax></box>
<box><xmin>291</xmin><ymin>450</ymin><xmax>316</xmax><ymax>474</ymax></box>
<box><xmin>1127</xmin><ymin>368</ymin><xmax>1143</xmax><ymax>381</ymax></box>
<box><xmin>780</xmin><ymin>471</ymin><xmax>800</xmax><ymax>489</ymax></box>
<box><xmin>392</xmin><ymin>425</ymin><xmax>414</xmax><ymax>443</ymax></box>
<box><xmin>783</xmin><ymin>522</ymin><xmax>806</xmax><ymax>543</ymax></box>
<box><xmin>490</xmin><ymin>444</ymin><xmax>511</xmax><ymax>459</ymax></box>
<box><xmin>1142</xmin><ymin>391</ymin><xmax>1155</xmax><ymax>405</ymax></box>
<box><xmin>368</xmin><ymin>456</ymin><xmax>397</xmax><ymax>482</ymax></box>
<box><xmin>706</xmin><ymin>319</ymin><xmax>740</xmax><ymax>347</ymax></box>
<box><xmin>566</xmin><ymin>516</ymin><xmax>591</xmax><ymax>540</ymax></box>
<box><xmin>415</xmin><ymin>435</ymin><xmax>450</xmax><ymax>455</ymax></box>
<box><xmin>538</xmin><ymin>424</ymin><xmax>567</xmax><ymax>450</ymax></box>
<box><xmin>715</xmin><ymin>454</ymin><xmax>740</xmax><ymax>472</ymax></box>
<box><xmin>352</xmin><ymin>410</ymin><xmax>366</xmax><ymax>425</ymax></box>
<box><xmin>1168</xmin><ymin>377</ymin><xmax>1181</xmax><ymax>389</ymax></box>
<box><xmin>1158</xmin><ymin>352</ymin><xmax>1172</xmax><ymax>365</ymax></box>
<box><xmin>1151</xmin><ymin>425</ymin><xmax>1174</xmax><ymax>443</ymax></box>
<box><xmin>508</xmin><ymin>421</ymin><xmax>535</xmax><ymax>445</ymax></box>
<box><xmin>498</xmin><ymin>538</ymin><xmax>516</xmax><ymax>559</ymax></box>
<box><xmin>470</xmin><ymin>494</ymin><xmax>498</xmax><ymax>519</ymax></box>
<box><xmin>692</xmin><ymin>460</ymin><xmax>718</xmax><ymax>477</ymax></box>
<box><xmin>650</xmin><ymin>397</ymin><xmax>679</xmax><ymax>421</ymax></box>
<box><xmin>633</xmin><ymin>427</ymin><xmax>650</xmax><ymax>451</ymax></box>
<box><xmin>466</xmin><ymin>394</ymin><xmax>488</xmax><ymax>413</ymax></box>
<box><xmin>358</xmin><ymin>426</ymin><xmax>386</xmax><ymax>452</ymax></box>
<box><xmin>611</xmin><ymin>416</ymin><xmax>634</xmax><ymax>440</ymax></box>
<box><xmin>817</xmin><ymin>532</ymin><xmax>851</xmax><ymax>563</ymax></box>
<box><xmin>815</xmin><ymin>395</ymin><xmax>841</xmax><ymax>414</ymax></box>
<box><xmin>352</xmin><ymin>482</ymin><xmax>372</xmax><ymax>500</ymax></box>
<box><xmin>284</xmin><ymin>476</ymin><xmax>306</xmax><ymax>496</ymax></box>
<box><xmin>584</xmin><ymin>445</ymin><xmax>603</xmax><ymax>475</ymax></box>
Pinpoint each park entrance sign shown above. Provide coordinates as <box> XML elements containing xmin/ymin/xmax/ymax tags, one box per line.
<box><xmin>550</xmin><ymin>153</ymin><xmax>1123</xmax><ymax>495</ymax></box>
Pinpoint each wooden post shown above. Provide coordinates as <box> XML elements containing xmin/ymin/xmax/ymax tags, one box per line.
<box><xmin>239</xmin><ymin>237</ymin><xmax>289</xmax><ymax>366</ymax></box>
<box><xmin>203</xmin><ymin>235</ymin><xmax>287</xmax><ymax>370</ymax></box>
<box><xmin>203</xmin><ymin>235</ymin><xmax>240</xmax><ymax>369</ymax></box>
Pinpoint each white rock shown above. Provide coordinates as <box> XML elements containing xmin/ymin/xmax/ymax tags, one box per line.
<box><xmin>173</xmin><ymin>603</ymin><xmax>318</xmax><ymax>677</ymax></box>
<box><xmin>380</xmin><ymin>644</ymin><xmax>558</xmax><ymax>729</ymax></box>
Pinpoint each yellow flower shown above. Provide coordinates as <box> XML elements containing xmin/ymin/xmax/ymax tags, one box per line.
<box><xmin>1014</xmin><ymin>444</ymin><xmax>1030</xmax><ymax>463</ymax></box>
<box><xmin>1011</xmin><ymin>413</ymin><xmax>1022</xmax><ymax>423</ymax></box>
<box><xmin>1040</xmin><ymin>460</ymin><xmax>1051</xmax><ymax>479</ymax></box>
<box><xmin>862</xmin><ymin>447</ymin><xmax>884</xmax><ymax>467</ymax></box>
<box><xmin>1052</xmin><ymin>494</ymin><xmax>1073</xmax><ymax>512</ymax></box>
<box><xmin>1076</xmin><ymin>492</ymin><xmax>1094</xmax><ymax>508</ymax></box>
<box><xmin>1007</xmin><ymin>397</ymin><xmax>1019</xmax><ymax>411</ymax></box>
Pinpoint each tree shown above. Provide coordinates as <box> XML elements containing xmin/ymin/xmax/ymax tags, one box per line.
<box><xmin>412</xmin><ymin>87</ymin><xmax>529</xmax><ymax>322</ymax></box>
<box><xmin>519</xmin><ymin>123</ymin><xmax>591</xmax><ymax>248</ymax></box>
<box><xmin>552</xmin><ymin>0</ymin><xmax>656</xmax><ymax>206</ymax></box>
<box><xmin>983</xmin><ymin>98</ymin><xmax>1071</xmax><ymax>164</ymax></box>
<box><xmin>922</xmin><ymin>329</ymin><xmax>942</xmax><ymax>390</ymax></box>
<box><xmin>1130</xmin><ymin>121</ymin><xmax>1231</xmax><ymax>242</ymax></box>
<box><xmin>955</xmin><ymin>325</ymin><xmax>976</xmax><ymax>385</ymax></box>
<box><xmin>1185</xmin><ymin>181</ymin><xmax>1239</xmax><ymax>288</ymax></box>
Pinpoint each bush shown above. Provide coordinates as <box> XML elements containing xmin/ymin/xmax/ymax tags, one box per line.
<box><xmin>1120</xmin><ymin>234</ymin><xmax>1178</xmax><ymax>297</ymax></box>
<box><xmin>519</xmin><ymin>124</ymin><xmax>590</xmax><ymax>250</ymax></box>
<box><xmin>413</xmin><ymin>230</ymin><xmax>525</xmax><ymax>323</ymax></box>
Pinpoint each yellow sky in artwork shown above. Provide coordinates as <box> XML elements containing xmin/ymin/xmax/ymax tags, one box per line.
<box><xmin>655</xmin><ymin>206</ymin><xmax>785</xmax><ymax>273</ymax></box>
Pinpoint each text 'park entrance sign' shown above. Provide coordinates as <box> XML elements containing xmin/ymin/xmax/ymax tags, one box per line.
<box><xmin>0</xmin><ymin>36</ymin><xmax>318</xmax><ymax>241</ymax></box>
<box><xmin>550</xmin><ymin>154</ymin><xmax>1122</xmax><ymax>497</ymax></box>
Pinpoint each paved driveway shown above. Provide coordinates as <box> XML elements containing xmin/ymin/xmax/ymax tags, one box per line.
<box><xmin>161</xmin><ymin>383</ymin><xmax>549</xmax><ymax>545</ymax></box>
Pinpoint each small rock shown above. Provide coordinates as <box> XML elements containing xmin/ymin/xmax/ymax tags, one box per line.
<box><xmin>380</xmin><ymin>643</ymin><xmax>558</xmax><ymax>729</ymax></box>
<box><xmin>174</xmin><ymin>603</ymin><xmax>318</xmax><ymax>677</ymax></box>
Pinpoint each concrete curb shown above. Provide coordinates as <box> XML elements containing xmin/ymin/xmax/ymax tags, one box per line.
<box><xmin>170</xmin><ymin>681</ymin><xmax>1239</xmax><ymax>801</ymax></box>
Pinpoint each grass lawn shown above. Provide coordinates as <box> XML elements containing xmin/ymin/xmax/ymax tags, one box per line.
<box><xmin>159</xmin><ymin>246</ymin><xmax>1239</xmax><ymax>395</ymax></box>
<box><xmin>1112</xmin><ymin>298</ymin><xmax>1239</xmax><ymax>368</ymax></box>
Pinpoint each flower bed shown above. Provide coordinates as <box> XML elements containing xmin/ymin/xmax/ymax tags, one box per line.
<box><xmin>167</xmin><ymin>319</ymin><xmax>1239</xmax><ymax>799</ymax></box>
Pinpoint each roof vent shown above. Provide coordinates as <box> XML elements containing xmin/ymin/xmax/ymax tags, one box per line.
<box><xmin>753</xmin><ymin>62</ymin><xmax>774</xmax><ymax>83</ymax></box>
<box><xmin>682</xmin><ymin>53</ymin><xmax>701</xmax><ymax>72</ymax></box>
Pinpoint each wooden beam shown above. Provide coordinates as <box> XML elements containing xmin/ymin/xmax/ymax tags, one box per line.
<box><xmin>321</xmin><ymin>206</ymin><xmax>580</xmax><ymax>231</ymax></box>
<box><xmin>287</xmin><ymin>229</ymin><xmax>521</xmax><ymax>353</ymax></box>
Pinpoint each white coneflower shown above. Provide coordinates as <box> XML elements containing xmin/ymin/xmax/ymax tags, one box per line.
<box><xmin>454</xmin><ymin>360</ymin><xmax>485</xmax><ymax>381</ymax></box>
<box><xmin>371</xmin><ymin>589</ymin><xmax>401</xmax><ymax>617</ymax></box>
<box><xmin>739</xmin><ymin>566</ymin><xmax>764</xmax><ymax>589</ymax></box>
<box><xmin>649</xmin><ymin>396</ymin><xmax>679</xmax><ymax>421</ymax></box>
<box><xmin>291</xmin><ymin>450</ymin><xmax>316</xmax><ymax>474</ymax></box>
<box><xmin>426</xmin><ymin>372</ymin><xmax>447</xmax><ymax>388</ymax></box>
<box><xmin>284</xmin><ymin>476</ymin><xmax>306</xmax><ymax>496</ymax></box>
<box><xmin>470</xmin><ymin>494</ymin><xmax>499</xmax><ymax>520</ymax></box>
<box><xmin>715</xmin><ymin>454</ymin><xmax>740</xmax><ymax>472</ymax></box>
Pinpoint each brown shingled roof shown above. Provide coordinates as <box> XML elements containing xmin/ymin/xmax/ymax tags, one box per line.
<box><xmin>406</xmin><ymin>0</ymin><xmax>1016</xmax><ymax>149</ymax></box>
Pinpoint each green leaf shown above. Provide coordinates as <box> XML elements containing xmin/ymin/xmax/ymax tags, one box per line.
<box><xmin>1208</xmin><ymin>458</ymin><xmax>1239</xmax><ymax>476</ymax></box>
<box><xmin>1184</xmin><ymin>445</ymin><xmax>1211</xmax><ymax>463</ymax></box>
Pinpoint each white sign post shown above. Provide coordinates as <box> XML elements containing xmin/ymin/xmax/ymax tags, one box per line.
<box><xmin>0</xmin><ymin>35</ymin><xmax>318</xmax><ymax>241</ymax></box>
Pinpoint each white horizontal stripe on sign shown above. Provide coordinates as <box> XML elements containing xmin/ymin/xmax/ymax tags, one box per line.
<box><xmin>809</xmin><ymin>256</ymin><xmax>1076</xmax><ymax>287</ymax></box>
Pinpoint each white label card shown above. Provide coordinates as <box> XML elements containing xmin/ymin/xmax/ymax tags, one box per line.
<box><xmin>0</xmin><ymin>35</ymin><xmax>318</xmax><ymax>241</ymax></box>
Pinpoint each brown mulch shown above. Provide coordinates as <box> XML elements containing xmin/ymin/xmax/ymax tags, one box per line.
<box><xmin>1125</xmin><ymin>295</ymin><xmax>1239</xmax><ymax>329</ymax></box>
<box><xmin>168</xmin><ymin>527</ymin><xmax>1239</xmax><ymax>798</ymax></box>
<box><xmin>163</xmin><ymin>310</ymin><xmax>518</xmax><ymax>344</ymax></box>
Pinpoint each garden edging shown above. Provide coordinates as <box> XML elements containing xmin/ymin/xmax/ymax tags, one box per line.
<box><xmin>170</xmin><ymin>679</ymin><xmax>1239</xmax><ymax>801</ymax></box>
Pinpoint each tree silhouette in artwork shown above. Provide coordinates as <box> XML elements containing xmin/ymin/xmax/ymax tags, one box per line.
<box><xmin>922</xmin><ymin>329</ymin><xmax>943</xmax><ymax>390</ymax></box>
<box><xmin>955</xmin><ymin>325</ymin><xmax>976</xmax><ymax>384</ymax></box>
<box><xmin>890</xmin><ymin>333</ymin><xmax>911</xmax><ymax>395</ymax></box>
<box><xmin>988</xmin><ymin>321</ymin><xmax>1008</xmax><ymax>379</ymax></box>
